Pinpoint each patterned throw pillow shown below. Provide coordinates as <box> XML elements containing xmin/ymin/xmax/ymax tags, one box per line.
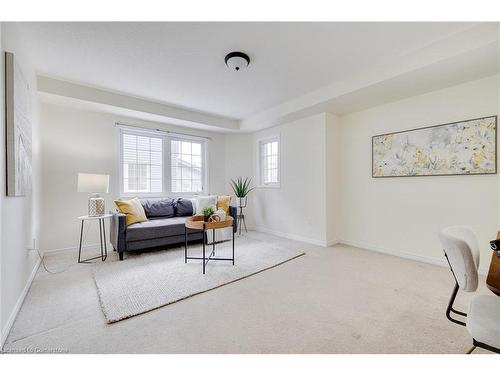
<box><xmin>217</xmin><ymin>195</ymin><xmax>231</xmax><ymax>216</ymax></box>
<box><xmin>114</xmin><ymin>197</ymin><xmax>148</xmax><ymax>226</ymax></box>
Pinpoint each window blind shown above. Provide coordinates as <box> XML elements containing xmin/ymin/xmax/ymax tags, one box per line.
<box><xmin>121</xmin><ymin>132</ymin><xmax>163</xmax><ymax>193</ymax></box>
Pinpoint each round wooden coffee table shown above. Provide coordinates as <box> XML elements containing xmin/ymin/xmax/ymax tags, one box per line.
<box><xmin>184</xmin><ymin>215</ymin><xmax>235</xmax><ymax>274</ymax></box>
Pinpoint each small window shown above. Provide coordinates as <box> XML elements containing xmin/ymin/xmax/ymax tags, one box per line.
<box><xmin>171</xmin><ymin>139</ymin><xmax>204</xmax><ymax>193</ymax></box>
<box><xmin>259</xmin><ymin>136</ymin><xmax>280</xmax><ymax>187</ymax></box>
<box><xmin>121</xmin><ymin>132</ymin><xmax>163</xmax><ymax>193</ymax></box>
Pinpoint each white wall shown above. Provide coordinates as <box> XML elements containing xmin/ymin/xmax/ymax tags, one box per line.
<box><xmin>224</xmin><ymin>75</ymin><xmax>500</xmax><ymax>272</ymax></box>
<box><xmin>325</xmin><ymin>113</ymin><xmax>342</xmax><ymax>245</ymax></box>
<box><xmin>39</xmin><ymin>102</ymin><xmax>227</xmax><ymax>253</ymax></box>
<box><xmin>0</xmin><ymin>23</ymin><xmax>41</xmax><ymax>346</ymax></box>
<box><xmin>224</xmin><ymin>133</ymin><xmax>255</xmax><ymax>225</ymax></box>
<box><xmin>227</xmin><ymin>114</ymin><xmax>330</xmax><ymax>245</ymax></box>
<box><xmin>338</xmin><ymin>74</ymin><xmax>500</xmax><ymax>272</ymax></box>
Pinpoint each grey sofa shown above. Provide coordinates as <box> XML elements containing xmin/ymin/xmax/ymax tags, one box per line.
<box><xmin>110</xmin><ymin>197</ymin><xmax>237</xmax><ymax>260</ymax></box>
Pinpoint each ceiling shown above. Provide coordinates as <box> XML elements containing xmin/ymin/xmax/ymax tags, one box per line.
<box><xmin>14</xmin><ymin>22</ymin><xmax>480</xmax><ymax>121</ymax></box>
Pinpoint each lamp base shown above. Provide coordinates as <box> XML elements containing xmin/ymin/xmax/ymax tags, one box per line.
<box><xmin>89</xmin><ymin>195</ymin><xmax>105</xmax><ymax>216</ymax></box>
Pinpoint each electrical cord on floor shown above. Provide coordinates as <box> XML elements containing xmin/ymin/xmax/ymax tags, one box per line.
<box><xmin>34</xmin><ymin>224</ymin><xmax>91</xmax><ymax>274</ymax></box>
<box><xmin>35</xmin><ymin>246</ymin><xmax>72</xmax><ymax>274</ymax></box>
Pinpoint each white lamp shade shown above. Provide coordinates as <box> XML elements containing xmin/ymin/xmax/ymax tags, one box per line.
<box><xmin>77</xmin><ymin>173</ymin><xmax>109</xmax><ymax>193</ymax></box>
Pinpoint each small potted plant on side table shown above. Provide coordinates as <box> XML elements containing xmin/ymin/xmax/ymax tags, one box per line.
<box><xmin>230</xmin><ymin>177</ymin><xmax>254</xmax><ymax>235</ymax></box>
<box><xmin>202</xmin><ymin>206</ymin><xmax>215</xmax><ymax>222</ymax></box>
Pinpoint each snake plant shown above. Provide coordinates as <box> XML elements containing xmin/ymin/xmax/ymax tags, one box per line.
<box><xmin>230</xmin><ymin>177</ymin><xmax>254</xmax><ymax>198</ymax></box>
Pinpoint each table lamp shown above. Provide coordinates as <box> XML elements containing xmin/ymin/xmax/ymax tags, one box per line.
<box><xmin>78</xmin><ymin>173</ymin><xmax>110</xmax><ymax>216</ymax></box>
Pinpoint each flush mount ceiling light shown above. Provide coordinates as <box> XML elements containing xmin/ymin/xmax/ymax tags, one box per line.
<box><xmin>225</xmin><ymin>52</ymin><xmax>250</xmax><ymax>71</ymax></box>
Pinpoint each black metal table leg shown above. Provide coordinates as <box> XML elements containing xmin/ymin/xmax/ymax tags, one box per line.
<box><xmin>101</xmin><ymin>218</ymin><xmax>108</xmax><ymax>261</ymax></box>
<box><xmin>98</xmin><ymin>218</ymin><xmax>104</xmax><ymax>260</ymax></box>
<box><xmin>202</xmin><ymin>225</ymin><xmax>206</xmax><ymax>274</ymax></box>
<box><xmin>78</xmin><ymin>216</ymin><xmax>110</xmax><ymax>263</ymax></box>
<box><xmin>212</xmin><ymin>228</ymin><xmax>215</xmax><ymax>255</ymax></box>
<box><xmin>78</xmin><ymin>220</ymin><xmax>84</xmax><ymax>263</ymax></box>
<box><xmin>238</xmin><ymin>208</ymin><xmax>242</xmax><ymax>235</ymax></box>
<box><xmin>184</xmin><ymin>219</ymin><xmax>236</xmax><ymax>274</ymax></box>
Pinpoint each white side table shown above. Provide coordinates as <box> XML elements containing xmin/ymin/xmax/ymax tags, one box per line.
<box><xmin>77</xmin><ymin>214</ymin><xmax>112</xmax><ymax>263</ymax></box>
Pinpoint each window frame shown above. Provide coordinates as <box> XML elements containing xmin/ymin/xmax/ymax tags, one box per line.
<box><xmin>257</xmin><ymin>134</ymin><xmax>281</xmax><ymax>188</ymax></box>
<box><xmin>118</xmin><ymin>127</ymin><xmax>208</xmax><ymax>198</ymax></box>
<box><xmin>168</xmin><ymin>135</ymin><xmax>208</xmax><ymax>195</ymax></box>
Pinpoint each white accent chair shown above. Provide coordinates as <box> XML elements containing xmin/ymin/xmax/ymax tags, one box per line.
<box><xmin>439</xmin><ymin>226</ymin><xmax>500</xmax><ymax>354</ymax></box>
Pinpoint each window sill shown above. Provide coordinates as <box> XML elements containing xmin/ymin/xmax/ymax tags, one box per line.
<box><xmin>120</xmin><ymin>193</ymin><xmax>166</xmax><ymax>199</ymax></box>
<box><xmin>119</xmin><ymin>192</ymin><xmax>207</xmax><ymax>199</ymax></box>
<box><xmin>257</xmin><ymin>184</ymin><xmax>281</xmax><ymax>189</ymax></box>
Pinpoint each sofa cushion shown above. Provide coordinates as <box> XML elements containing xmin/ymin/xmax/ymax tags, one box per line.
<box><xmin>127</xmin><ymin>216</ymin><xmax>188</xmax><ymax>241</ymax></box>
<box><xmin>140</xmin><ymin>198</ymin><xmax>175</xmax><ymax>218</ymax></box>
<box><xmin>126</xmin><ymin>232</ymin><xmax>203</xmax><ymax>251</ymax></box>
<box><xmin>174</xmin><ymin>198</ymin><xmax>194</xmax><ymax>217</ymax></box>
<box><xmin>114</xmin><ymin>197</ymin><xmax>148</xmax><ymax>226</ymax></box>
<box><xmin>217</xmin><ymin>195</ymin><xmax>231</xmax><ymax>215</ymax></box>
<box><xmin>195</xmin><ymin>195</ymin><xmax>217</xmax><ymax>215</ymax></box>
<box><xmin>189</xmin><ymin>198</ymin><xmax>197</xmax><ymax>215</ymax></box>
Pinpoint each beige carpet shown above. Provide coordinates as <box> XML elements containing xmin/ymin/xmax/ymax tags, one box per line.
<box><xmin>3</xmin><ymin>231</ymin><xmax>491</xmax><ymax>353</ymax></box>
<box><xmin>93</xmin><ymin>237</ymin><xmax>305</xmax><ymax>323</ymax></box>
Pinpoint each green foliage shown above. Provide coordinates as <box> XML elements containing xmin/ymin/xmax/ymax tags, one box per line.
<box><xmin>230</xmin><ymin>177</ymin><xmax>255</xmax><ymax>198</ymax></box>
<box><xmin>202</xmin><ymin>206</ymin><xmax>215</xmax><ymax>217</ymax></box>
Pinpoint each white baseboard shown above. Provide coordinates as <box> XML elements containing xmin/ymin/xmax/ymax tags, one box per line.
<box><xmin>43</xmin><ymin>242</ymin><xmax>112</xmax><ymax>255</ymax></box>
<box><xmin>251</xmin><ymin>226</ymin><xmax>336</xmax><ymax>247</ymax></box>
<box><xmin>339</xmin><ymin>239</ymin><xmax>447</xmax><ymax>267</ymax></box>
<box><xmin>1</xmin><ymin>257</ymin><xmax>41</xmax><ymax>350</ymax></box>
<box><xmin>338</xmin><ymin>239</ymin><xmax>489</xmax><ymax>276</ymax></box>
<box><xmin>248</xmin><ymin>228</ymin><xmax>489</xmax><ymax>275</ymax></box>
<box><xmin>326</xmin><ymin>239</ymin><xmax>340</xmax><ymax>247</ymax></box>
<box><xmin>44</xmin><ymin>233</ymin><xmax>489</xmax><ymax>276</ymax></box>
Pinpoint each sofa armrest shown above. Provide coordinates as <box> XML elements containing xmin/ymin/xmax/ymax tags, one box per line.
<box><xmin>230</xmin><ymin>206</ymin><xmax>237</xmax><ymax>233</ymax></box>
<box><xmin>110</xmin><ymin>212</ymin><xmax>127</xmax><ymax>253</ymax></box>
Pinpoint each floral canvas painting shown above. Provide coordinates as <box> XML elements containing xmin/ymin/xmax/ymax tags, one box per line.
<box><xmin>5</xmin><ymin>52</ymin><xmax>32</xmax><ymax>196</ymax></box>
<box><xmin>372</xmin><ymin>116</ymin><xmax>497</xmax><ymax>177</ymax></box>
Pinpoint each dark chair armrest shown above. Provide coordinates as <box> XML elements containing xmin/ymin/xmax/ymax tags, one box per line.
<box><xmin>110</xmin><ymin>211</ymin><xmax>127</xmax><ymax>252</ymax></box>
<box><xmin>230</xmin><ymin>206</ymin><xmax>237</xmax><ymax>233</ymax></box>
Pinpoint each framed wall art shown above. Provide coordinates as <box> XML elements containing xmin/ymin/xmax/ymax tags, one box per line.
<box><xmin>5</xmin><ymin>51</ymin><xmax>32</xmax><ymax>196</ymax></box>
<box><xmin>372</xmin><ymin>116</ymin><xmax>497</xmax><ymax>178</ymax></box>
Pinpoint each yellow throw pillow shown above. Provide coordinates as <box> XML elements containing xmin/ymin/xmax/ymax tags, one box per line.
<box><xmin>217</xmin><ymin>195</ymin><xmax>231</xmax><ymax>216</ymax></box>
<box><xmin>114</xmin><ymin>197</ymin><xmax>148</xmax><ymax>226</ymax></box>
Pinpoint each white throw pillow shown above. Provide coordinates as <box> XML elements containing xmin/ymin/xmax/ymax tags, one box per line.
<box><xmin>189</xmin><ymin>198</ymin><xmax>198</xmax><ymax>215</ymax></box>
<box><xmin>195</xmin><ymin>195</ymin><xmax>217</xmax><ymax>215</ymax></box>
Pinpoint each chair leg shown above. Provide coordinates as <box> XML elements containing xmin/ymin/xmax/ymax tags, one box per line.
<box><xmin>466</xmin><ymin>345</ymin><xmax>476</xmax><ymax>354</ymax></box>
<box><xmin>473</xmin><ymin>339</ymin><xmax>500</xmax><ymax>354</ymax></box>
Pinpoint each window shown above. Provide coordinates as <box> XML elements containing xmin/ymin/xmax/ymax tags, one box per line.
<box><xmin>171</xmin><ymin>139</ymin><xmax>203</xmax><ymax>193</ymax></box>
<box><xmin>259</xmin><ymin>136</ymin><xmax>280</xmax><ymax>187</ymax></box>
<box><xmin>122</xmin><ymin>133</ymin><xmax>163</xmax><ymax>193</ymax></box>
<box><xmin>120</xmin><ymin>128</ymin><xmax>207</xmax><ymax>196</ymax></box>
